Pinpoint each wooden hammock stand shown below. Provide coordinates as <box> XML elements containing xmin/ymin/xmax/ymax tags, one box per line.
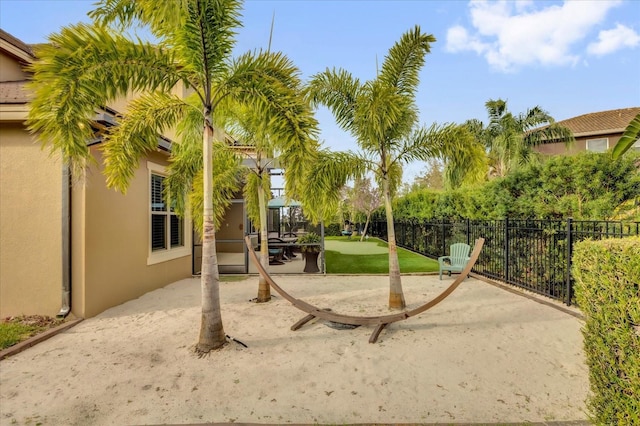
<box><xmin>244</xmin><ymin>236</ymin><xmax>484</xmax><ymax>343</ymax></box>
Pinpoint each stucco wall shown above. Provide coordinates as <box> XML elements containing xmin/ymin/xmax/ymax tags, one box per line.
<box><xmin>0</xmin><ymin>50</ymin><xmax>27</xmax><ymax>81</ymax></box>
<box><xmin>74</xmin><ymin>148</ymin><xmax>192</xmax><ymax>318</ymax></box>
<box><xmin>534</xmin><ymin>133</ymin><xmax>624</xmax><ymax>155</ymax></box>
<box><xmin>0</xmin><ymin>124</ymin><xmax>63</xmax><ymax>317</ymax></box>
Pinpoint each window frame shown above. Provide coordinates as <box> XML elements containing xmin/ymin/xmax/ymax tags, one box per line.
<box><xmin>147</xmin><ymin>161</ymin><xmax>191</xmax><ymax>265</ymax></box>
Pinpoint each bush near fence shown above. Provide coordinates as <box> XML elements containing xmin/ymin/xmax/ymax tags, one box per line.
<box><xmin>573</xmin><ymin>237</ymin><xmax>640</xmax><ymax>425</ymax></box>
<box><xmin>390</xmin><ymin>152</ymin><xmax>640</xmax><ymax>222</ymax></box>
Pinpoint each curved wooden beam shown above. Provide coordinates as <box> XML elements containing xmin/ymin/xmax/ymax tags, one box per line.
<box><xmin>244</xmin><ymin>236</ymin><xmax>484</xmax><ymax>343</ymax></box>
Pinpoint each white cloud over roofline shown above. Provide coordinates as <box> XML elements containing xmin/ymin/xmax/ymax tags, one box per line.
<box><xmin>446</xmin><ymin>0</ymin><xmax>635</xmax><ymax>72</ymax></box>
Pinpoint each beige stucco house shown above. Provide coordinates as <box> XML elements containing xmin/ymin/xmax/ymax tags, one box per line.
<box><xmin>0</xmin><ymin>30</ymin><xmax>193</xmax><ymax>319</ymax></box>
<box><xmin>534</xmin><ymin>107</ymin><xmax>640</xmax><ymax>155</ymax></box>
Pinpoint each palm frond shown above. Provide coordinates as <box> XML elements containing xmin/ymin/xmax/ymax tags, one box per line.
<box><xmin>175</xmin><ymin>92</ymin><xmax>208</xmax><ymax>145</ymax></box>
<box><xmin>27</xmin><ymin>23</ymin><xmax>182</xmax><ymax>173</ymax></box>
<box><xmin>354</xmin><ymin>81</ymin><xmax>411</xmax><ymax>152</ymax></box>
<box><xmin>612</xmin><ymin>113</ymin><xmax>640</xmax><ymax>159</ymax></box>
<box><xmin>525</xmin><ymin>122</ymin><xmax>574</xmax><ymax>146</ymax></box>
<box><xmin>301</xmin><ymin>150</ymin><xmax>364</xmax><ymax>222</ymax></box>
<box><xmin>175</xmin><ymin>0</ymin><xmax>242</xmax><ymax>88</ymax></box>
<box><xmin>221</xmin><ymin>50</ymin><xmax>319</xmax><ymax>198</ymax></box>
<box><xmin>89</xmin><ymin>0</ymin><xmax>141</xmax><ymax>28</ymax></box>
<box><xmin>379</xmin><ymin>25</ymin><xmax>435</xmax><ymax>98</ymax></box>
<box><xmin>485</xmin><ymin>99</ymin><xmax>507</xmax><ymax>125</ymax></box>
<box><xmin>402</xmin><ymin>123</ymin><xmax>487</xmax><ymax>188</ymax></box>
<box><xmin>90</xmin><ymin>0</ymin><xmax>187</xmax><ymax>39</ymax></box>
<box><xmin>402</xmin><ymin>122</ymin><xmax>461</xmax><ymax>161</ymax></box>
<box><xmin>165</xmin><ymin>133</ymin><xmax>204</xmax><ymax>217</ymax></box>
<box><xmin>219</xmin><ymin>102</ymin><xmax>272</xmax><ymax>157</ymax></box>
<box><xmin>306</xmin><ymin>68</ymin><xmax>361</xmax><ymax>134</ymax></box>
<box><xmin>101</xmin><ymin>92</ymin><xmax>191</xmax><ymax>192</ymax></box>
<box><xmin>442</xmin><ymin>126</ymin><xmax>488</xmax><ymax>188</ymax></box>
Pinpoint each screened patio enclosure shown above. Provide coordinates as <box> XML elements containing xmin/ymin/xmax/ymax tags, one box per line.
<box><xmin>192</xmin><ymin>194</ymin><xmax>325</xmax><ymax>275</ymax></box>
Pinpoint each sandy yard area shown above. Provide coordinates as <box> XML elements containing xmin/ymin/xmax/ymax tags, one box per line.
<box><xmin>0</xmin><ymin>274</ymin><xmax>589</xmax><ymax>425</ymax></box>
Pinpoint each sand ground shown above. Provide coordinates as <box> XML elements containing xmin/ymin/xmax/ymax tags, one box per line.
<box><xmin>0</xmin><ymin>274</ymin><xmax>589</xmax><ymax>425</ymax></box>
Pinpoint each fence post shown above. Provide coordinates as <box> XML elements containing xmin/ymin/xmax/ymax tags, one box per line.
<box><xmin>565</xmin><ymin>217</ymin><xmax>573</xmax><ymax>306</ymax></box>
<box><xmin>504</xmin><ymin>218</ymin><xmax>509</xmax><ymax>283</ymax></box>
<box><xmin>412</xmin><ymin>219</ymin><xmax>417</xmax><ymax>250</ymax></box>
<box><xmin>441</xmin><ymin>218</ymin><xmax>447</xmax><ymax>256</ymax></box>
<box><xmin>466</xmin><ymin>218</ymin><xmax>471</xmax><ymax>246</ymax></box>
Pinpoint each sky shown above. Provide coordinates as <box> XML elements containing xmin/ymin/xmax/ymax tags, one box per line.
<box><xmin>1</xmin><ymin>0</ymin><xmax>639</xmax><ymax>183</ymax></box>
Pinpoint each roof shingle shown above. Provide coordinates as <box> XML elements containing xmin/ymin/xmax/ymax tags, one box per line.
<box><xmin>556</xmin><ymin>107</ymin><xmax>640</xmax><ymax>137</ymax></box>
<box><xmin>0</xmin><ymin>80</ymin><xmax>30</xmax><ymax>104</ymax></box>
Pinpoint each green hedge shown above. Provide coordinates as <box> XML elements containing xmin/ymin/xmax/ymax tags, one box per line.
<box><xmin>572</xmin><ymin>237</ymin><xmax>640</xmax><ymax>425</ymax></box>
<box><xmin>392</xmin><ymin>152</ymin><xmax>640</xmax><ymax>221</ymax></box>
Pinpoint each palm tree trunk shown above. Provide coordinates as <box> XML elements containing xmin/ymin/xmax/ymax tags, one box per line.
<box><xmin>382</xmin><ymin>176</ymin><xmax>405</xmax><ymax>310</ymax></box>
<box><xmin>196</xmin><ymin>121</ymin><xmax>226</xmax><ymax>353</ymax></box>
<box><xmin>256</xmin><ymin>179</ymin><xmax>271</xmax><ymax>302</ymax></box>
<box><xmin>360</xmin><ymin>212</ymin><xmax>371</xmax><ymax>242</ymax></box>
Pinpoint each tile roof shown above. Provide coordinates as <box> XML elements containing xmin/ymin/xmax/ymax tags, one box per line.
<box><xmin>556</xmin><ymin>107</ymin><xmax>640</xmax><ymax>137</ymax></box>
<box><xmin>0</xmin><ymin>80</ymin><xmax>30</xmax><ymax>104</ymax></box>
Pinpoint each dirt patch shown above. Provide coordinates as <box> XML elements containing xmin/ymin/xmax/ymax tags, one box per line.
<box><xmin>3</xmin><ymin>315</ymin><xmax>62</xmax><ymax>328</ymax></box>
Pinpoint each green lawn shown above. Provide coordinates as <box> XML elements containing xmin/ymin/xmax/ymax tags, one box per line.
<box><xmin>324</xmin><ymin>236</ymin><xmax>439</xmax><ymax>274</ymax></box>
<box><xmin>0</xmin><ymin>316</ymin><xmax>63</xmax><ymax>350</ymax></box>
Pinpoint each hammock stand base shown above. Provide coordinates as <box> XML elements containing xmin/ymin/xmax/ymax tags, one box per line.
<box><xmin>245</xmin><ymin>236</ymin><xmax>484</xmax><ymax>343</ymax></box>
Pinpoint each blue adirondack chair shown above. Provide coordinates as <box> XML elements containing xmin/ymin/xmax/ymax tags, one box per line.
<box><xmin>438</xmin><ymin>243</ymin><xmax>471</xmax><ymax>280</ymax></box>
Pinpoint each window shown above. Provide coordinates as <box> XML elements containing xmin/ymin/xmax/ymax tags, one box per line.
<box><xmin>148</xmin><ymin>162</ymin><xmax>190</xmax><ymax>264</ymax></box>
<box><xmin>586</xmin><ymin>138</ymin><xmax>608</xmax><ymax>153</ymax></box>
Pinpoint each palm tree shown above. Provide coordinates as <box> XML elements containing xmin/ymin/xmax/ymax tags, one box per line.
<box><xmin>481</xmin><ymin>99</ymin><xmax>573</xmax><ymax>177</ymax></box>
<box><xmin>306</xmin><ymin>26</ymin><xmax>474</xmax><ymax>309</ymax></box>
<box><xmin>27</xmin><ymin>0</ymin><xmax>316</xmax><ymax>354</ymax></box>
<box><xmin>223</xmin><ymin>105</ymin><xmax>318</xmax><ymax>303</ymax></box>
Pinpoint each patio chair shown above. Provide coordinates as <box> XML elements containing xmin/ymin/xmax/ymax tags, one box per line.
<box><xmin>438</xmin><ymin>243</ymin><xmax>471</xmax><ymax>280</ymax></box>
<box><xmin>268</xmin><ymin>237</ymin><xmax>286</xmax><ymax>264</ymax></box>
<box><xmin>255</xmin><ymin>236</ymin><xmax>285</xmax><ymax>265</ymax></box>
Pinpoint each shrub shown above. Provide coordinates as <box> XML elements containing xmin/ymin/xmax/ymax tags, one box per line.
<box><xmin>297</xmin><ymin>232</ymin><xmax>321</xmax><ymax>253</ymax></box>
<box><xmin>324</xmin><ymin>222</ymin><xmax>342</xmax><ymax>236</ymax></box>
<box><xmin>572</xmin><ymin>236</ymin><xmax>640</xmax><ymax>425</ymax></box>
<box><xmin>392</xmin><ymin>152</ymin><xmax>640</xmax><ymax>221</ymax></box>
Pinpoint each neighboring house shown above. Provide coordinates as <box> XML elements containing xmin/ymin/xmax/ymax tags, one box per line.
<box><xmin>0</xmin><ymin>29</ymin><xmax>193</xmax><ymax>318</ymax></box>
<box><xmin>534</xmin><ymin>107</ymin><xmax>640</xmax><ymax>155</ymax></box>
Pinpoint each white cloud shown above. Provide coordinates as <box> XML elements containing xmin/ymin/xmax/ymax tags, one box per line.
<box><xmin>446</xmin><ymin>0</ymin><xmax>628</xmax><ymax>72</ymax></box>
<box><xmin>587</xmin><ymin>23</ymin><xmax>640</xmax><ymax>56</ymax></box>
<box><xmin>446</xmin><ymin>25</ymin><xmax>490</xmax><ymax>55</ymax></box>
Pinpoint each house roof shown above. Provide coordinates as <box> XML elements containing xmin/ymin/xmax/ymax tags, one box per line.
<box><xmin>555</xmin><ymin>107</ymin><xmax>640</xmax><ymax>138</ymax></box>
<box><xmin>0</xmin><ymin>80</ymin><xmax>30</xmax><ymax>104</ymax></box>
<box><xmin>0</xmin><ymin>29</ymin><xmax>35</xmax><ymax>63</ymax></box>
<box><xmin>0</xmin><ymin>30</ymin><xmax>207</xmax><ymax>155</ymax></box>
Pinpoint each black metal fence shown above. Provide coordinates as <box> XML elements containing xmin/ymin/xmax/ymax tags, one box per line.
<box><xmin>370</xmin><ymin>218</ymin><xmax>639</xmax><ymax>305</ymax></box>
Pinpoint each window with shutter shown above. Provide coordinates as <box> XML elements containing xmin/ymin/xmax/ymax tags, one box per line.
<box><xmin>147</xmin><ymin>162</ymin><xmax>190</xmax><ymax>265</ymax></box>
